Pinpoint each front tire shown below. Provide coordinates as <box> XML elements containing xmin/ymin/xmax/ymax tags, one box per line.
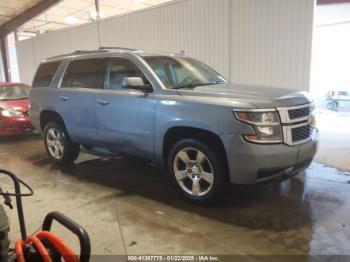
<box><xmin>44</xmin><ymin>122</ymin><xmax>80</xmax><ymax>164</ymax></box>
<box><xmin>167</xmin><ymin>138</ymin><xmax>226</xmax><ymax>203</ymax></box>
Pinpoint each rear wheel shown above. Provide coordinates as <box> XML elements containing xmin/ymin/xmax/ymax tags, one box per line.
<box><xmin>327</xmin><ymin>101</ymin><xmax>337</xmax><ymax>111</ymax></box>
<box><xmin>167</xmin><ymin>138</ymin><xmax>226</xmax><ymax>203</ymax></box>
<box><xmin>44</xmin><ymin>122</ymin><xmax>80</xmax><ymax>164</ymax></box>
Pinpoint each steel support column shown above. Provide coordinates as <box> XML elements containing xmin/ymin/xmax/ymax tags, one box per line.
<box><xmin>95</xmin><ymin>0</ymin><xmax>100</xmax><ymax>20</ymax></box>
<box><xmin>0</xmin><ymin>0</ymin><xmax>62</xmax><ymax>82</ymax></box>
<box><xmin>0</xmin><ymin>31</ymin><xmax>10</xmax><ymax>82</ymax></box>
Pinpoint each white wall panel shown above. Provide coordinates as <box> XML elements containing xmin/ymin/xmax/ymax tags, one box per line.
<box><xmin>230</xmin><ymin>0</ymin><xmax>314</xmax><ymax>90</ymax></box>
<box><xmin>16</xmin><ymin>0</ymin><xmax>314</xmax><ymax>91</ymax></box>
<box><xmin>99</xmin><ymin>0</ymin><xmax>230</xmax><ymax>77</ymax></box>
<box><xmin>17</xmin><ymin>23</ymin><xmax>99</xmax><ymax>83</ymax></box>
<box><xmin>32</xmin><ymin>23</ymin><xmax>99</xmax><ymax>64</ymax></box>
<box><xmin>16</xmin><ymin>39</ymin><xmax>36</xmax><ymax>84</ymax></box>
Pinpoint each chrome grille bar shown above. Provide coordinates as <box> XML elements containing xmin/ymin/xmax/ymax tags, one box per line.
<box><xmin>277</xmin><ymin>103</ymin><xmax>314</xmax><ymax>146</ymax></box>
<box><xmin>277</xmin><ymin>103</ymin><xmax>312</xmax><ymax>124</ymax></box>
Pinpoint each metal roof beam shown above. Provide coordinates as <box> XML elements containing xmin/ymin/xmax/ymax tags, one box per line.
<box><xmin>0</xmin><ymin>0</ymin><xmax>62</xmax><ymax>35</ymax></box>
<box><xmin>317</xmin><ymin>0</ymin><xmax>350</xmax><ymax>4</ymax></box>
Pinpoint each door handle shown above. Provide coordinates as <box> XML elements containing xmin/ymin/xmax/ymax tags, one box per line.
<box><xmin>59</xmin><ymin>96</ymin><xmax>69</xmax><ymax>101</ymax></box>
<box><xmin>97</xmin><ymin>100</ymin><xmax>110</xmax><ymax>106</ymax></box>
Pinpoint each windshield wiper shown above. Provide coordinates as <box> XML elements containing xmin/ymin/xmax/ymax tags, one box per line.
<box><xmin>173</xmin><ymin>81</ymin><xmax>224</xmax><ymax>90</ymax></box>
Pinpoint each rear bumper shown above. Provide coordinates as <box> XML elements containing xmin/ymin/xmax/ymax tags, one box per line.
<box><xmin>0</xmin><ymin>117</ymin><xmax>33</xmax><ymax>136</ymax></box>
<box><xmin>221</xmin><ymin>130</ymin><xmax>318</xmax><ymax>184</ymax></box>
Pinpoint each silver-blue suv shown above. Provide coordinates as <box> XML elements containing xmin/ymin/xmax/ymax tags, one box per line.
<box><xmin>29</xmin><ymin>47</ymin><xmax>318</xmax><ymax>202</ymax></box>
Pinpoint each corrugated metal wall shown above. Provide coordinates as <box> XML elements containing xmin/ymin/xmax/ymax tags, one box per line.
<box><xmin>16</xmin><ymin>22</ymin><xmax>100</xmax><ymax>84</ymax></box>
<box><xmin>16</xmin><ymin>0</ymin><xmax>315</xmax><ymax>91</ymax></box>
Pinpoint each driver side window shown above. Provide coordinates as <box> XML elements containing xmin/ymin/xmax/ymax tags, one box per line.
<box><xmin>105</xmin><ymin>58</ymin><xmax>150</xmax><ymax>90</ymax></box>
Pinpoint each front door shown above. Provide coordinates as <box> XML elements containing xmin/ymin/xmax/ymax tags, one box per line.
<box><xmin>95</xmin><ymin>57</ymin><xmax>156</xmax><ymax>159</ymax></box>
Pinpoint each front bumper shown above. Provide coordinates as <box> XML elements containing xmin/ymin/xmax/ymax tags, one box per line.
<box><xmin>0</xmin><ymin>116</ymin><xmax>33</xmax><ymax>136</ymax></box>
<box><xmin>221</xmin><ymin>130</ymin><xmax>318</xmax><ymax>184</ymax></box>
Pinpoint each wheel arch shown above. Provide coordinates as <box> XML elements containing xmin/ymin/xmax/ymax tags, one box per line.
<box><xmin>162</xmin><ymin>126</ymin><xmax>229</xmax><ymax>174</ymax></box>
<box><xmin>40</xmin><ymin>110</ymin><xmax>68</xmax><ymax>135</ymax></box>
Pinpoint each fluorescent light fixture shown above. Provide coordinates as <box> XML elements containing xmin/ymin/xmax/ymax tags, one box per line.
<box><xmin>65</xmin><ymin>16</ymin><xmax>78</xmax><ymax>25</ymax></box>
<box><xmin>89</xmin><ymin>11</ymin><xmax>105</xmax><ymax>20</ymax></box>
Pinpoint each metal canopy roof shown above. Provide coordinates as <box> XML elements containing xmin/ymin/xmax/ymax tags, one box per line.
<box><xmin>9</xmin><ymin>0</ymin><xmax>173</xmax><ymax>39</ymax></box>
<box><xmin>0</xmin><ymin>0</ymin><xmax>41</xmax><ymax>26</ymax></box>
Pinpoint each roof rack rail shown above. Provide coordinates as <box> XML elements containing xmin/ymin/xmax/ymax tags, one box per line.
<box><xmin>48</xmin><ymin>49</ymin><xmax>108</xmax><ymax>60</ymax></box>
<box><xmin>98</xmin><ymin>46</ymin><xmax>138</xmax><ymax>51</ymax></box>
<box><xmin>72</xmin><ymin>50</ymin><xmax>108</xmax><ymax>55</ymax></box>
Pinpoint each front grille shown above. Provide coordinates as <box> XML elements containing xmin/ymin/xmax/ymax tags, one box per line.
<box><xmin>288</xmin><ymin>106</ymin><xmax>311</xmax><ymax>120</ymax></box>
<box><xmin>292</xmin><ymin>125</ymin><xmax>312</xmax><ymax>142</ymax></box>
<box><xmin>278</xmin><ymin>104</ymin><xmax>315</xmax><ymax>145</ymax></box>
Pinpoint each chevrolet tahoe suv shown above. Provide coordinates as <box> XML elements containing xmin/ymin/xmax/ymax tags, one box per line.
<box><xmin>29</xmin><ymin>47</ymin><xmax>318</xmax><ymax>202</ymax></box>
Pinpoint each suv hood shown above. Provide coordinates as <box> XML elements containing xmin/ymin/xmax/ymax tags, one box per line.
<box><xmin>177</xmin><ymin>83</ymin><xmax>312</xmax><ymax>108</ymax></box>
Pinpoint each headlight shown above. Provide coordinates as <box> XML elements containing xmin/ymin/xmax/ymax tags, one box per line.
<box><xmin>1</xmin><ymin>109</ymin><xmax>24</xmax><ymax>118</ymax></box>
<box><xmin>234</xmin><ymin>110</ymin><xmax>283</xmax><ymax>143</ymax></box>
<box><xmin>234</xmin><ymin>111</ymin><xmax>280</xmax><ymax>124</ymax></box>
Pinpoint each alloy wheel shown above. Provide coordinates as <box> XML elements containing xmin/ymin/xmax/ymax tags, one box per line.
<box><xmin>46</xmin><ymin>128</ymin><xmax>64</xmax><ymax>160</ymax></box>
<box><xmin>173</xmin><ymin>147</ymin><xmax>214</xmax><ymax>197</ymax></box>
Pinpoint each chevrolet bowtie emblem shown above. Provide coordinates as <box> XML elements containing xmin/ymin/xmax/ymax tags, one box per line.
<box><xmin>308</xmin><ymin>115</ymin><xmax>316</xmax><ymax>127</ymax></box>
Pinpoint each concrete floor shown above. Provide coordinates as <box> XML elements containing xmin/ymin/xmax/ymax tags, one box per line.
<box><xmin>0</xmin><ymin>133</ymin><xmax>350</xmax><ymax>258</ymax></box>
<box><xmin>315</xmin><ymin>109</ymin><xmax>350</xmax><ymax>171</ymax></box>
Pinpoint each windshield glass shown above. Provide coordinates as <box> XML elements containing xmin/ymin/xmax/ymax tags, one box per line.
<box><xmin>0</xmin><ymin>84</ymin><xmax>30</xmax><ymax>101</ymax></box>
<box><xmin>143</xmin><ymin>56</ymin><xmax>227</xmax><ymax>89</ymax></box>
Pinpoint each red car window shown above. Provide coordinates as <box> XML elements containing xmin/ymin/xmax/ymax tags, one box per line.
<box><xmin>0</xmin><ymin>84</ymin><xmax>29</xmax><ymax>101</ymax></box>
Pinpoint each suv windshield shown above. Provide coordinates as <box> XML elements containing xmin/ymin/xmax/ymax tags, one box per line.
<box><xmin>0</xmin><ymin>84</ymin><xmax>30</xmax><ymax>101</ymax></box>
<box><xmin>143</xmin><ymin>56</ymin><xmax>227</xmax><ymax>89</ymax></box>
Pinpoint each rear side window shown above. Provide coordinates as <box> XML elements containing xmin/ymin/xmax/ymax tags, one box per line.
<box><xmin>61</xmin><ymin>58</ymin><xmax>105</xmax><ymax>89</ymax></box>
<box><xmin>32</xmin><ymin>61</ymin><xmax>61</xmax><ymax>87</ymax></box>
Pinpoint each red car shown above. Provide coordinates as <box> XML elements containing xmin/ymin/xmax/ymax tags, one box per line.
<box><xmin>0</xmin><ymin>82</ymin><xmax>33</xmax><ymax>136</ymax></box>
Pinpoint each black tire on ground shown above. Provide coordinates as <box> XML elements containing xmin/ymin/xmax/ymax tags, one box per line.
<box><xmin>167</xmin><ymin>138</ymin><xmax>226</xmax><ymax>203</ymax></box>
<box><xmin>327</xmin><ymin>101</ymin><xmax>337</xmax><ymax>111</ymax></box>
<box><xmin>44</xmin><ymin>122</ymin><xmax>80</xmax><ymax>164</ymax></box>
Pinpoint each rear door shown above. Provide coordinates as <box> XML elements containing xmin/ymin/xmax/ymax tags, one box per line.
<box><xmin>95</xmin><ymin>56</ymin><xmax>156</xmax><ymax>158</ymax></box>
<box><xmin>30</xmin><ymin>61</ymin><xmax>62</xmax><ymax>131</ymax></box>
<box><xmin>55</xmin><ymin>58</ymin><xmax>106</xmax><ymax>145</ymax></box>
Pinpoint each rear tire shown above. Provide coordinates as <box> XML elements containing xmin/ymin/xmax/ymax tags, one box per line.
<box><xmin>167</xmin><ymin>138</ymin><xmax>226</xmax><ymax>203</ymax></box>
<box><xmin>44</xmin><ymin>122</ymin><xmax>80</xmax><ymax>164</ymax></box>
<box><xmin>327</xmin><ymin>101</ymin><xmax>337</xmax><ymax>111</ymax></box>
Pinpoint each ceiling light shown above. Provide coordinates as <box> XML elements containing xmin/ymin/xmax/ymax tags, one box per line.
<box><xmin>89</xmin><ymin>11</ymin><xmax>105</xmax><ymax>20</ymax></box>
<box><xmin>65</xmin><ymin>16</ymin><xmax>78</xmax><ymax>25</ymax></box>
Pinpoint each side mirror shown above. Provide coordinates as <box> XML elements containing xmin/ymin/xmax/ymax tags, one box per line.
<box><xmin>122</xmin><ymin>77</ymin><xmax>152</xmax><ymax>93</ymax></box>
